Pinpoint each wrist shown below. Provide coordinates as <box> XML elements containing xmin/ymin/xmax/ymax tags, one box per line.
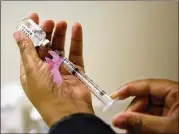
<box><xmin>35</xmin><ymin>99</ymin><xmax>94</xmax><ymax>127</ymax></box>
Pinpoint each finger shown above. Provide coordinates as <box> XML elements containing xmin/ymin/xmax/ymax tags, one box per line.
<box><xmin>13</xmin><ymin>31</ymin><xmax>41</xmax><ymax>74</ymax></box>
<box><xmin>51</xmin><ymin>21</ymin><xmax>67</xmax><ymax>52</ymax></box>
<box><xmin>113</xmin><ymin>111</ymin><xmax>168</xmax><ymax>134</ymax></box>
<box><xmin>50</xmin><ymin>21</ymin><xmax>68</xmax><ymax>74</ymax></box>
<box><xmin>168</xmin><ymin>100</ymin><xmax>179</xmax><ymax>117</ymax></box>
<box><xmin>41</xmin><ymin>20</ymin><xmax>55</xmax><ymax>41</ymax></box>
<box><xmin>28</xmin><ymin>13</ymin><xmax>39</xmax><ymax>24</ymax></box>
<box><xmin>69</xmin><ymin>22</ymin><xmax>84</xmax><ymax>68</ymax></box>
<box><xmin>111</xmin><ymin>79</ymin><xmax>178</xmax><ymax>101</ymax></box>
<box><xmin>19</xmin><ymin>13</ymin><xmax>39</xmax><ymax>87</ymax></box>
<box><xmin>36</xmin><ymin>20</ymin><xmax>55</xmax><ymax>60</ymax></box>
<box><xmin>125</xmin><ymin>97</ymin><xmax>149</xmax><ymax>113</ymax></box>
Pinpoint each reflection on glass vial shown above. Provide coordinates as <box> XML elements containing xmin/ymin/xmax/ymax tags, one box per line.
<box><xmin>16</xmin><ymin>18</ymin><xmax>50</xmax><ymax>47</ymax></box>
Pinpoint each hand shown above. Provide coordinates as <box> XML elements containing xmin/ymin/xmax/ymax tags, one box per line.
<box><xmin>13</xmin><ymin>13</ymin><xmax>94</xmax><ymax>127</ymax></box>
<box><xmin>111</xmin><ymin>79</ymin><xmax>178</xmax><ymax>134</ymax></box>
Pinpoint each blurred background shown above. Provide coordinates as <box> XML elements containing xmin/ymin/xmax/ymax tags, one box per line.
<box><xmin>1</xmin><ymin>1</ymin><xmax>178</xmax><ymax>133</ymax></box>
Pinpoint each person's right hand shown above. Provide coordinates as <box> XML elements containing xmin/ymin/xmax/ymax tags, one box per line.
<box><xmin>111</xmin><ymin>79</ymin><xmax>178</xmax><ymax>134</ymax></box>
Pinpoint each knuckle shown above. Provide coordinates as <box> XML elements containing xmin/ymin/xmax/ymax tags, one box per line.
<box><xmin>36</xmin><ymin>59</ymin><xmax>44</xmax><ymax>72</ymax></box>
<box><xmin>19</xmin><ymin>43</ymin><xmax>27</xmax><ymax>56</ymax></box>
<box><xmin>170</xmin><ymin>89</ymin><xmax>178</xmax><ymax>100</ymax></box>
<box><xmin>19</xmin><ymin>41</ymin><xmax>30</xmax><ymax>55</ymax></box>
<box><xmin>25</xmin><ymin>63</ymin><xmax>35</xmax><ymax>76</ymax></box>
<box><xmin>123</xmin><ymin>84</ymin><xmax>130</xmax><ymax>94</ymax></box>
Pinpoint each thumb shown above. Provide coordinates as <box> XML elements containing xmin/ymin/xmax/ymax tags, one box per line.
<box><xmin>13</xmin><ymin>31</ymin><xmax>41</xmax><ymax>74</ymax></box>
<box><xmin>113</xmin><ymin>112</ymin><xmax>167</xmax><ymax>134</ymax></box>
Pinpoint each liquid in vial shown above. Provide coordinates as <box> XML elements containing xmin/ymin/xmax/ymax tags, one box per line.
<box><xmin>16</xmin><ymin>18</ymin><xmax>49</xmax><ymax>47</ymax></box>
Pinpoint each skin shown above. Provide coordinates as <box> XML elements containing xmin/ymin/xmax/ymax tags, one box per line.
<box><xmin>14</xmin><ymin>13</ymin><xmax>178</xmax><ymax>133</ymax></box>
<box><xmin>13</xmin><ymin>13</ymin><xmax>94</xmax><ymax>127</ymax></box>
<box><xmin>111</xmin><ymin>79</ymin><xmax>179</xmax><ymax>134</ymax></box>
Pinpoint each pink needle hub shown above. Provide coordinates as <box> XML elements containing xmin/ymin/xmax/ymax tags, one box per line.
<box><xmin>45</xmin><ymin>51</ymin><xmax>63</xmax><ymax>84</ymax></box>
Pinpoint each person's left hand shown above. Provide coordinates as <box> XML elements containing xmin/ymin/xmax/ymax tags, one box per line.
<box><xmin>111</xmin><ymin>79</ymin><xmax>178</xmax><ymax>134</ymax></box>
<box><xmin>13</xmin><ymin>13</ymin><xmax>94</xmax><ymax>127</ymax></box>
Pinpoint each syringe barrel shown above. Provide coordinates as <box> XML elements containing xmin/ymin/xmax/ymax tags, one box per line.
<box><xmin>62</xmin><ymin>57</ymin><xmax>113</xmax><ymax>106</ymax></box>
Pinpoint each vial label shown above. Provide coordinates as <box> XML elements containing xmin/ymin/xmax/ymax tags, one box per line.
<box><xmin>18</xmin><ymin>24</ymin><xmax>34</xmax><ymax>39</ymax></box>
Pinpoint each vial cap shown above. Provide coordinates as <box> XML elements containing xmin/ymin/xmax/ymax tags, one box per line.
<box><xmin>41</xmin><ymin>39</ymin><xmax>50</xmax><ymax>47</ymax></box>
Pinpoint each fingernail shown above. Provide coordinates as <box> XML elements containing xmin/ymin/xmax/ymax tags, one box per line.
<box><xmin>110</xmin><ymin>91</ymin><xmax>123</xmax><ymax>99</ymax></box>
<box><xmin>114</xmin><ymin>117</ymin><xmax>127</xmax><ymax>128</ymax></box>
<box><xmin>110</xmin><ymin>92</ymin><xmax>118</xmax><ymax>99</ymax></box>
<box><xmin>45</xmin><ymin>57</ymin><xmax>52</xmax><ymax>63</ymax></box>
<box><xmin>110</xmin><ymin>90</ymin><xmax>121</xmax><ymax>98</ymax></box>
<box><xmin>111</xmin><ymin>85</ymin><xmax>128</xmax><ymax>99</ymax></box>
<box><xmin>56</xmin><ymin>21</ymin><xmax>67</xmax><ymax>30</ymax></box>
<box><xmin>13</xmin><ymin>32</ymin><xmax>21</xmax><ymax>42</ymax></box>
<box><xmin>72</xmin><ymin>22</ymin><xmax>81</xmax><ymax>31</ymax></box>
<box><xmin>113</xmin><ymin>113</ymin><xmax>127</xmax><ymax>128</ymax></box>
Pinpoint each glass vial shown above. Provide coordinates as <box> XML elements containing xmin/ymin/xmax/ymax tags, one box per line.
<box><xmin>16</xmin><ymin>18</ymin><xmax>50</xmax><ymax>47</ymax></box>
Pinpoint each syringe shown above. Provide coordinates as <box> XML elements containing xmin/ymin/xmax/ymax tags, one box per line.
<box><xmin>54</xmin><ymin>50</ymin><xmax>116</xmax><ymax>111</ymax></box>
<box><xmin>17</xmin><ymin>17</ymin><xmax>116</xmax><ymax>111</ymax></box>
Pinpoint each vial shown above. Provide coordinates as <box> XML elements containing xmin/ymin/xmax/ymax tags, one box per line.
<box><xmin>16</xmin><ymin>18</ymin><xmax>50</xmax><ymax>47</ymax></box>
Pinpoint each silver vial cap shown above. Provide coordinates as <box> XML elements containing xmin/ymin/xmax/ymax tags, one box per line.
<box><xmin>40</xmin><ymin>39</ymin><xmax>50</xmax><ymax>47</ymax></box>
